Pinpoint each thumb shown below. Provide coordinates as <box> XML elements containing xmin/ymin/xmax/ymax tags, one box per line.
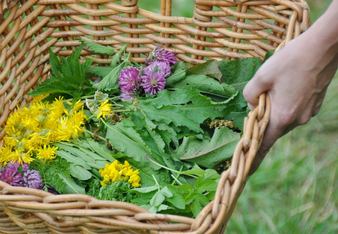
<box><xmin>243</xmin><ymin>73</ymin><xmax>272</xmax><ymax>108</ymax></box>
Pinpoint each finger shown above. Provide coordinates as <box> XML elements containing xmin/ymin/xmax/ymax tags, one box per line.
<box><xmin>243</xmin><ymin>73</ymin><xmax>272</xmax><ymax>107</ymax></box>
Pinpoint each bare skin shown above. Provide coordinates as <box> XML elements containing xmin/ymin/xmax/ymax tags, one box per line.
<box><xmin>243</xmin><ymin>0</ymin><xmax>338</xmax><ymax>174</ymax></box>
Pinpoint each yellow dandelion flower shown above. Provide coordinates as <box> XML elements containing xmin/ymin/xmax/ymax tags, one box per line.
<box><xmin>33</xmin><ymin>94</ymin><xmax>49</xmax><ymax>103</ymax></box>
<box><xmin>3</xmin><ymin>137</ymin><xmax>19</xmax><ymax>148</ymax></box>
<box><xmin>50</xmin><ymin>97</ymin><xmax>67</xmax><ymax>117</ymax></box>
<box><xmin>97</xmin><ymin>100</ymin><xmax>112</xmax><ymax>119</ymax></box>
<box><xmin>36</xmin><ymin>145</ymin><xmax>58</xmax><ymax>162</ymax></box>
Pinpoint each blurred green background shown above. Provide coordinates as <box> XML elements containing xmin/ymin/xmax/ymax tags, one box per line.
<box><xmin>139</xmin><ymin>0</ymin><xmax>338</xmax><ymax>233</ymax></box>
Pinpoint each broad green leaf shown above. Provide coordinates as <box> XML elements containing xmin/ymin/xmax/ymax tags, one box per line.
<box><xmin>56</xmin><ymin>150</ymin><xmax>91</xmax><ymax>170</ymax></box>
<box><xmin>161</xmin><ymin>186</ymin><xmax>173</xmax><ymax>198</ymax></box>
<box><xmin>171</xmin><ymin>74</ymin><xmax>235</xmax><ymax>99</ymax></box>
<box><xmin>178</xmin><ymin>127</ymin><xmax>240</xmax><ymax>168</ymax></box>
<box><xmin>166</xmin><ymin>61</ymin><xmax>187</xmax><ymax>87</ymax></box>
<box><xmin>86</xmin><ymin>138</ymin><xmax>115</xmax><ymax>162</ymax></box>
<box><xmin>142</xmin><ymin>89</ymin><xmax>237</xmax><ymax>124</ymax></box>
<box><xmin>70</xmin><ymin>164</ymin><xmax>92</xmax><ymax>181</ymax></box>
<box><xmin>58</xmin><ymin>173</ymin><xmax>86</xmax><ymax>194</ymax></box>
<box><xmin>219</xmin><ymin>57</ymin><xmax>263</xmax><ymax>91</ymax></box>
<box><xmin>180</xmin><ymin>164</ymin><xmax>205</xmax><ymax>177</ymax></box>
<box><xmin>135</xmin><ymin>101</ymin><xmax>202</xmax><ymax>133</ymax></box>
<box><xmin>166</xmin><ymin>185</ymin><xmax>186</xmax><ymax>209</ymax></box>
<box><xmin>186</xmin><ymin>60</ymin><xmax>222</xmax><ymax>81</ymax></box>
<box><xmin>204</xmin><ymin>169</ymin><xmax>221</xmax><ymax>180</ymax></box>
<box><xmin>150</xmin><ymin>192</ymin><xmax>165</xmax><ymax>207</ymax></box>
<box><xmin>192</xmin><ymin>200</ymin><xmax>202</xmax><ymax>218</ymax></box>
<box><xmin>194</xmin><ymin>180</ymin><xmax>218</xmax><ymax>194</ymax></box>
<box><xmin>105</xmin><ymin>120</ymin><xmax>160</xmax><ymax>169</ymax></box>
<box><xmin>132</xmin><ymin>185</ymin><xmax>158</xmax><ymax>194</ymax></box>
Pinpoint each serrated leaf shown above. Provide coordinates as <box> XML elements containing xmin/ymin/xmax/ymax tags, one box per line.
<box><xmin>80</xmin><ymin>39</ymin><xmax>116</xmax><ymax>55</ymax></box>
<box><xmin>70</xmin><ymin>164</ymin><xmax>92</xmax><ymax>181</ymax></box>
<box><xmin>171</xmin><ymin>74</ymin><xmax>235</xmax><ymax>99</ymax></box>
<box><xmin>178</xmin><ymin>127</ymin><xmax>240</xmax><ymax>168</ymax></box>
<box><xmin>142</xmin><ymin>89</ymin><xmax>236</xmax><ymax>124</ymax></box>
<box><xmin>166</xmin><ymin>61</ymin><xmax>187</xmax><ymax>87</ymax></box>
<box><xmin>88</xmin><ymin>66</ymin><xmax>112</xmax><ymax>78</ymax></box>
<box><xmin>186</xmin><ymin>60</ymin><xmax>222</xmax><ymax>81</ymax></box>
<box><xmin>219</xmin><ymin>57</ymin><xmax>263</xmax><ymax>91</ymax></box>
<box><xmin>93</xmin><ymin>62</ymin><xmax>125</xmax><ymax>91</ymax></box>
<box><xmin>135</xmin><ymin>101</ymin><xmax>202</xmax><ymax>133</ymax></box>
<box><xmin>49</xmin><ymin>49</ymin><xmax>64</xmax><ymax>79</ymax></box>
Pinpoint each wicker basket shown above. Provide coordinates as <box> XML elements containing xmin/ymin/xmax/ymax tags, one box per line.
<box><xmin>0</xmin><ymin>0</ymin><xmax>310</xmax><ymax>233</ymax></box>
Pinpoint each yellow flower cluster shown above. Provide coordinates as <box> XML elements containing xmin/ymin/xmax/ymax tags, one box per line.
<box><xmin>99</xmin><ymin>160</ymin><xmax>141</xmax><ymax>187</ymax></box>
<box><xmin>96</xmin><ymin>100</ymin><xmax>112</xmax><ymax>119</ymax></box>
<box><xmin>0</xmin><ymin>97</ymin><xmax>87</xmax><ymax>165</ymax></box>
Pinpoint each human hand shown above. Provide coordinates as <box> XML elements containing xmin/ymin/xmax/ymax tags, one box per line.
<box><xmin>243</xmin><ymin>13</ymin><xmax>338</xmax><ymax>174</ymax></box>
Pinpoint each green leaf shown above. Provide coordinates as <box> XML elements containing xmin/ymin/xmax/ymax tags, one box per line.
<box><xmin>93</xmin><ymin>62</ymin><xmax>125</xmax><ymax>91</ymax></box>
<box><xmin>194</xmin><ymin>180</ymin><xmax>218</xmax><ymax>194</ymax></box>
<box><xmin>111</xmin><ymin>44</ymin><xmax>127</xmax><ymax>68</ymax></box>
<box><xmin>80</xmin><ymin>38</ymin><xmax>116</xmax><ymax>55</ymax></box>
<box><xmin>178</xmin><ymin>127</ymin><xmax>240</xmax><ymax>168</ymax></box>
<box><xmin>56</xmin><ymin>150</ymin><xmax>91</xmax><ymax>170</ymax></box>
<box><xmin>70</xmin><ymin>164</ymin><xmax>92</xmax><ymax>181</ymax></box>
<box><xmin>140</xmin><ymin>89</ymin><xmax>236</xmax><ymax>124</ymax></box>
<box><xmin>58</xmin><ymin>173</ymin><xmax>86</xmax><ymax>194</ymax></box>
<box><xmin>161</xmin><ymin>186</ymin><xmax>173</xmax><ymax>198</ymax></box>
<box><xmin>132</xmin><ymin>185</ymin><xmax>158</xmax><ymax>194</ymax></box>
<box><xmin>86</xmin><ymin>138</ymin><xmax>115</xmax><ymax>162</ymax></box>
<box><xmin>135</xmin><ymin>100</ymin><xmax>202</xmax><ymax>133</ymax></box>
<box><xmin>180</xmin><ymin>164</ymin><xmax>205</xmax><ymax>177</ymax></box>
<box><xmin>219</xmin><ymin>57</ymin><xmax>263</xmax><ymax>91</ymax></box>
<box><xmin>105</xmin><ymin>120</ymin><xmax>160</xmax><ymax>168</ymax></box>
<box><xmin>165</xmin><ymin>185</ymin><xmax>186</xmax><ymax>209</ymax></box>
<box><xmin>144</xmin><ymin>118</ymin><xmax>166</xmax><ymax>154</ymax></box>
<box><xmin>150</xmin><ymin>192</ymin><xmax>165</xmax><ymax>207</ymax></box>
<box><xmin>204</xmin><ymin>169</ymin><xmax>221</xmax><ymax>180</ymax></box>
<box><xmin>166</xmin><ymin>61</ymin><xmax>187</xmax><ymax>87</ymax></box>
<box><xmin>186</xmin><ymin>60</ymin><xmax>222</xmax><ymax>81</ymax></box>
<box><xmin>88</xmin><ymin>66</ymin><xmax>112</xmax><ymax>78</ymax></box>
<box><xmin>171</xmin><ymin>74</ymin><xmax>236</xmax><ymax>99</ymax></box>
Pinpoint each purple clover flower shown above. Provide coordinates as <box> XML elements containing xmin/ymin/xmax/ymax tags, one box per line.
<box><xmin>0</xmin><ymin>166</ymin><xmax>22</xmax><ymax>186</ymax></box>
<box><xmin>141</xmin><ymin>72</ymin><xmax>166</xmax><ymax>95</ymax></box>
<box><xmin>146</xmin><ymin>46</ymin><xmax>177</xmax><ymax>66</ymax></box>
<box><xmin>143</xmin><ymin>61</ymin><xmax>171</xmax><ymax>78</ymax></box>
<box><xmin>22</xmin><ymin>163</ymin><xmax>30</xmax><ymax>172</ymax></box>
<box><xmin>22</xmin><ymin>169</ymin><xmax>43</xmax><ymax>189</ymax></box>
<box><xmin>120</xmin><ymin>90</ymin><xmax>136</xmax><ymax>101</ymax></box>
<box><xmin>118</xmin><ymin>67</ymin><xmax>141</xmax><ymax>92</ymax></box>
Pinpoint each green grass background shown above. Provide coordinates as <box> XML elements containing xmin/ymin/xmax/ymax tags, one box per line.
<box><xmin>140</xmin><ymin>1</ymin><xmax>338</xmax><ymax>233</ymax></box>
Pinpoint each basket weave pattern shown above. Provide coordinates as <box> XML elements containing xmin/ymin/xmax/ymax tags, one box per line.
<box><xmin>0</xmin><ymin>0</ymin><xmax>309</xmax><ymax>233</ymax></box>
